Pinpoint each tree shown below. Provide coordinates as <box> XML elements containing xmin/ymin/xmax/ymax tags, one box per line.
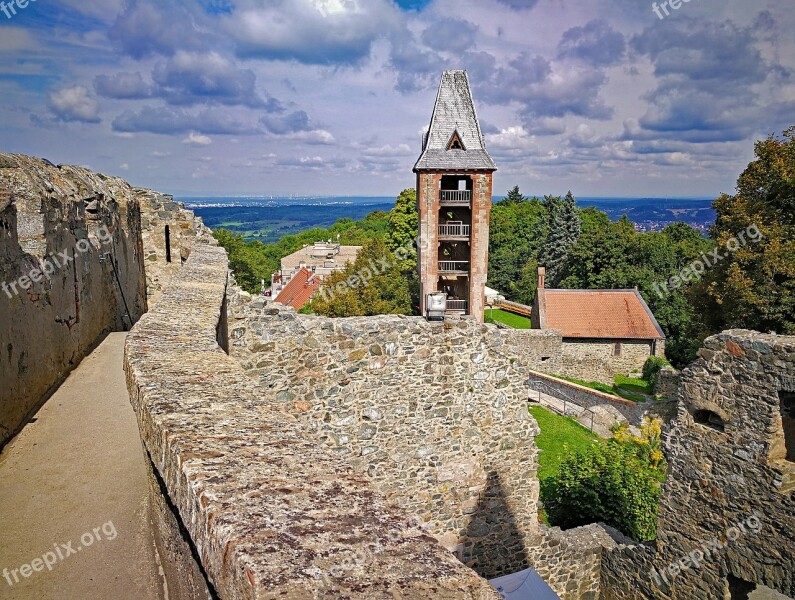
<box><xmin>386</xmin><ymin>188</ymin><xmax>418</xmax><ymax>271</ymax></box>
<box><xmin>541</xmin><ymin>191</ymin><xmax>581</xmax><ymax>286</ymax></box>
<box><xmin>502</xmin><ymin>185</ymin><xmax>526</xmax><ymax>205</ymax></box>
<box><xmin>541</xmin><ymin>419</ymin><xmax>666</xmax><ymax>542</ymax></box>
<box><xmin>695</xmin><ymin>127</ymin><xmax>795</xmax><ymax>335</ymax></box>
<box><xmin>311</xmin><ymin>237</ymin><xmax>413</xmax><ymax>317</ymax></box>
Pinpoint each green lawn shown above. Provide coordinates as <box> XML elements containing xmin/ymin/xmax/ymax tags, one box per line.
<box><xmin>555</xmin><ymin>373</ymin><xmax>653</xmax><ymax>403</ymax></box>
<box><xmin>484</xmin><ymin>308</ymin><xmax>532</xmax><ymax>329</ymax></box>
<box><xmin>529</xmin><ymin>405</ymin><xmax>601</xmax><ymax>481</ymax></box>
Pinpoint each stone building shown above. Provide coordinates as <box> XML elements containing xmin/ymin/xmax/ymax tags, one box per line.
<box><xmin>532</xmin><ymin>267</ymin><xmax>666</xmax><ymax>380</ymax></box>
<box><xmin>414</xmin><ymin>70</ymin><xmax>496</xmax><ymax>322</ymax></box>
<box><xmin>271</xmin><ymin>240</ymin><xmax>361</xmax><ymax>298</ymax></box>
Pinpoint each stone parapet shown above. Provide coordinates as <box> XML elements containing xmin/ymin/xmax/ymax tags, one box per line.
<box><xmin>124</xmin><ymin>243</ymin><xmax>499</xmax><ymax>599</ymax></box>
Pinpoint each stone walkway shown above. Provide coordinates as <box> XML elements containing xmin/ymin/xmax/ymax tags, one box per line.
<box><xmin>0</xmin><ymin>333</ymin><xmax>164</xmax><ymax>600</ymax></box>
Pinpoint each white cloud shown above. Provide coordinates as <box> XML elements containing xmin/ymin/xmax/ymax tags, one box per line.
<box><xmin>48</xmin><ymin>86</ymin><xmax>101</xmax><ymax>123</ymax></box>
<box><xmin>183</xmin><ymin>132</ymin><xmax>212</xmax><ymax>146</ymax></box>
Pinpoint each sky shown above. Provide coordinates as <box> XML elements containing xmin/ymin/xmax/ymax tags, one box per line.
<box><xmin>0</xmin><ymin>0</ymin><xmax>793</xmax><ymax>198</ymax></box>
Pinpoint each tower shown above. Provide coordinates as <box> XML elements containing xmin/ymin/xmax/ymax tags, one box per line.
<box><xmin>414</xmin><ymin>71</ymin><xmax>496</xmax><ymax>322</ymax></box>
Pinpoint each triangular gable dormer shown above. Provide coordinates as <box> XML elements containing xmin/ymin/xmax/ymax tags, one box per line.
<box><xmin>446</xmin><ymin>130</ymin><xmax>465</xmax><ymax>151</ymax></box>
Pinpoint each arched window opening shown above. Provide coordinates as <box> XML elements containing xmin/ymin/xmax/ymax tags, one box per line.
<box><xmin>693</xmin><ymin>409</ymin><xmax>725</xmax><ymax>433</ymax></box>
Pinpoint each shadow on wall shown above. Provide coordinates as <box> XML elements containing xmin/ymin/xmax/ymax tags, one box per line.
<box><xmin>465</xmin><ymin>470</ymin><xmax>530</xmax><ymax>580</ymax></box>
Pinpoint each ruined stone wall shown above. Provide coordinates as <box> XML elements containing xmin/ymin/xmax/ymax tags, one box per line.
<box><xmin>601</xmin><ymin>330</ymin><xmax>795</xmax><ymax>599</ymax></box>
<box><xmin>549</xmin><ymin>339</ymin><xmax>657</xmax><ymax>385</ymax></box>
<box><xmin>137</xmin><ymin>191</ymin><xmax>214</xmax><ymax>305</ymax></box>
<box><xmin>228</xmin><ymin>301</ymin><xmax>623</xmax><ymax>598</ymax></box>
<box><xmin>231</xmin><ymin>304</ymin><xmax>544</xmax><ymax>579</ymax></box>
<box><xmin>124</xmin><ymin>243</ymin><xmax>500</xmax><ymax>599</ymax></box>
<box><xmin>0</xmin><ymin>154</ymin><xmax>147</xmax><ymax>447</ymax></box>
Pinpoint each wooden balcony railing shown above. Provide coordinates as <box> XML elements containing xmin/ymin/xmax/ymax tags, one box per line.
<box><xmin>440</xmin><ymin>190</ymin><xmax>471</xmax><ymax>204</ymax></box>
<box><xmin>446</xmin><ymin>299</ymin><xmax>468</xmax><ymax>312</ymax></box>
<box><xmin>438</xmin><ymin>261</ymin><xmax>470</xmax><ymax>273</ymax></box>
<box><xmin>438</xmin><ymin>224</ymin><xmax>471</xmax><ymax>237</ymax></box>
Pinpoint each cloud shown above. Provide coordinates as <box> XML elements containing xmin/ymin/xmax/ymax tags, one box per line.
<box><xmin>558</xmin><ymin>20</ymin><xmax>626</xmax><ymax>66</ymax></box>
<box><xmin>225</xmin><ymin>0</ymin><xmax>401</xmax><ymax>64</ymax></box>
<box><xmin>421</xmin><ymin>18</ymin><xmax>478</xmax><ymax>54</ymax></box>
<box><xmin>48</xmin><ymin>86</ymin><xmax>101</xmax><ymax>123</ymax></box>
<box><xmin>110</xmin><ymin>0</ymin><xmax>205</xmax><ymax>59</ymax></box>
<box><xmin>151</xmin><ymin>51</ymin><xmax>277</xmax><ymax>108</ymax></box>
<box><xmin>94</xmin><ymin>72</ymin><xmax>153</xmax><ymax>99</ymax></box>
<box><xmin>259</xmin><ymin>111</ymin><xmax>335</xmax><ymax>144</ymax></box>
<box><xmin>495</xmin><ymin>0</ymin><xmax>540</xmax><ymax>10</ymax></box>
<box><xmin>629</xmin><ymin>17</ymin><xmax>781</xmax><ymax>142</ymax></box>
<box><xmin>183</xmin><ymin>133</ymin><xmax>212</xmax><ymax>145</ymax></box>
<box><xmin>112</xmin><ymin>106</ymin><xmax>251</xmax><ymax>135</ymax></box>
<box><xmin>479</xmin><ymin>53</ymin><xmax>613</xmax><ymax>122</ymax></box>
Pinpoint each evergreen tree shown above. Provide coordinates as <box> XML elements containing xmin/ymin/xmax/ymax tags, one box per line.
<box><xmin>541</xmin><ymin>191</ymin><xmax>581</xmax><ymax>286</ymax></box>
<box><xmin>386</xmin><ymin>188</ymin><xmax>418</xmax><ymax>272</ymax></box>
<box><xmin>502</xmin><ymin>185</ymin><xmax>526</xmax><ymax>204</ymax></box>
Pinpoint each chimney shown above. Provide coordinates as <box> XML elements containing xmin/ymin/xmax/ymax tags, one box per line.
<box><xmin>538</xmin><ymin>266</ymin><xmax>546</xmax><ymax>289</ymax></box>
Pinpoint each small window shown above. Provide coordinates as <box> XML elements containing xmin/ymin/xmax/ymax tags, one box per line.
<box><xmin>613</xmin><ymin>342</ymin><xmax>622</xmax><ymax>357</ymax></box>
<box><xmin>780</xmin><ymin>391</ymin><xmax>795</xmax><ymax>463</ymax></box>
<box><xmin>693</xmin><ymin>409</ymin><xmax>725</xmax><ymax>432</ymax></box>
<box><xmin>447</xmin><ymin>131</ymin><xmax>465</xmax><ymax>151</ymax></box>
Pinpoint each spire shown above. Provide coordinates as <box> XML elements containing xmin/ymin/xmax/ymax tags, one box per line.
<box><xmin>413</xmin><ymin>70</ymin><xmax>496</xmax><ymax>172</ymax></box>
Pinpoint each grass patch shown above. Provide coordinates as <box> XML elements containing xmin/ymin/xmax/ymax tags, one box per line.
<box><xmin>529</xmin><ymin>406</ymin><xmax>601</xmax><ymax>482</ymax></box>
<box><xmin>484</xmin><ymin>308</ymin><xmax>532</xmax><ymax>329</ymax></box>
<box><xmin>553</xmin><ymin>373</ymin><xmax>652</xmax><ymax>403</ymax></box>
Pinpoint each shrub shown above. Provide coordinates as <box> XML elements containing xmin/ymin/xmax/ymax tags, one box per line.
<box><xmin>642</xmin><ymin>356</ymin><xmax>671</xmax><ymax>385</ymax></box>
<box><xmin>540</xmin><ymin>418</ymin><xmax>666</xmax><ymax>541</ymax></box>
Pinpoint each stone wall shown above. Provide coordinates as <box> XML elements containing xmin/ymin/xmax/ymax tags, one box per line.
<box><xmin>552</xmin><ymin>339</ymin><xmax>657</xmax><ymax>385</ymax></box>
<box><xmin>601</xmin><ymin>330</ymin><xmax>795</xmax><ymax>599</ymax></box>
<box><xmin>229</xmin><ymin>300</ymin><xmax>624</xmax><ymax>598</ymax></box>
<box><xmin>138</xmin><ymin>190</ymin><xmax>214</xmax><ymax>305</ymax></box>
<box><xmin>230</xmin><ymin>303</ymin><xmax>545</xmax><ymax>579</ymax></box>
<box><xmin>124</xmin><ymin>242</ymin><xmax>501</xmax><ymax>599</ymax></box>
<box><xmin>0</xmin><ymin>155</ymin><xmax>147</xmax><ymax>447</ymax></box>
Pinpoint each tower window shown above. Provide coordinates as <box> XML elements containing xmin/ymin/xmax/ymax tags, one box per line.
<box><xmin>780</xmin><ymin>391</ymin><xmax>795</xmax><ymax>463</ymax></box>
<box><xmin>693</xmin><ymin>409</ymin><xmax>725</xmax><ymax>432</ymax></box>
<box><xmin>447</xmin><ymin>131</ymin><xmax>465</xmax><ymax>151</ymax></box>
<box><xmin>165</xmin><ymin>225</ymin><xmax>172</xmax><ymax>263</ymax></box>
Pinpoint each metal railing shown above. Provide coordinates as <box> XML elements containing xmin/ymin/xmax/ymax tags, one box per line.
<box><xmin>440</xmin><ymin>190</ymin><xmax>471</xmax><ymax>203</ymax></box>
<box><xmin>527</xmin><ymin>378</ymin><xmax>598</xmax><ymax>434</ymax></box>
<box><xmin>446</xmin><ymin>299</ymin><xmax>468</xmax><ymax>311</ymax></box>
<box><xmin>438</xmin><ymin>261</ymin><xmax>469</xmax><ymax>272</ymax></box>
<box><xmin>438</xmin><ymin>224</ymin><xmax>471</xmax><ymax>237</ymax></box>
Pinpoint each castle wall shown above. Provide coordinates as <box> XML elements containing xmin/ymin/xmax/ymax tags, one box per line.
<box><xmin>124</xmin><ymin>243</ymin><xmax>501</xmax><ymax>599</ymax></box>
<box><xmin>0</xmin><ymin>155</ymin><xmax>148</xmax><ymax>447</ymax></box>
<box><xmin>553</xmin><ymin>339</ymin><xmax>657</xmax><ymax>385</ymax></box>
<box><xmin>601</xmin><ymin>330</ymin><xmax>795</xmax><ymax>599</ymax></box>
<box><xmin>231</xmin><ymin>306</ymin><xmax>545</xmax><ymax>578</ymax></box>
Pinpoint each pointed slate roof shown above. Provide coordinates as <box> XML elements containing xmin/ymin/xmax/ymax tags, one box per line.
<box><xmin>413</xmin><ymin>70</ymin><xmax>496</xmax><ymax>172</ymax></box>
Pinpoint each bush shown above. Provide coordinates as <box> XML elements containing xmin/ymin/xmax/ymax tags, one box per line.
<box><xmin>642</xmin><ymin>356</ymin><xmax>671</xmax><ymax>385</ymax></box>
<box><xmin>540</xmin><ymin>419</ymin><xmax>666</xmax><ymax>541</ymax></box>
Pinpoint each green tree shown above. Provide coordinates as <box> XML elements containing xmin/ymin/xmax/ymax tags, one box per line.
<box><xmin>541</xmin><ymin>419</ymin><xmax>666</xmax><ymax>541</ymax></box>
<box><xmin>541</xmin><ymin>191</ymin><xmax>581</xmax><ymax>286</ymax></box>
<box><xmin>696</xmin><ymin>127</ymin><xmax>795</xmax><ymax>335</ymax></box>
<box><xmin>311</xmin><ymin>237</ymin><xmax>413</xmax><ymax>317</ymax></box>
<box><xmin>502</xmin><ymin>185</ymin><xmax>526</xmax><ymax>205</ymax></box>
<box><xmin>386</xmin><ymin>188</ymin><xmax>418</xmax><ymax>272</ymax></box>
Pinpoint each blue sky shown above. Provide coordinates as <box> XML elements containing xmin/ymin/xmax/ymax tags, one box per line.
<box><xmin>1</xmin><ymin>0</ymin><xmax>793</xmax><ymax>197</ymax></box>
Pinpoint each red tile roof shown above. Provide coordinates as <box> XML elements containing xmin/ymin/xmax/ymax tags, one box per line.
<box><xmin>275</xmin><ymin>268</ymin><xmax>320</xmax><ymax>311</ymax></box>
<box><xmin>538</xmin><ymin>289</ymin><xmax>664</xmax><ymax>340</ymax></box>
